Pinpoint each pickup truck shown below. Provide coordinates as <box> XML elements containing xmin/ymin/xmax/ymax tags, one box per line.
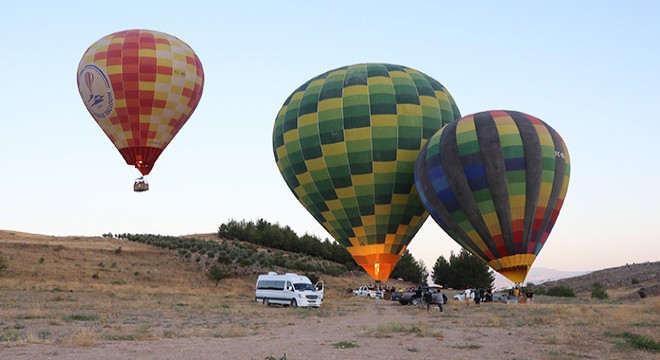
<box><xmin>399</xmin><ymin>287</ymin><xmax>447</xmax><ymax>306</ymax></box>
<box><xmin>352</xmin><ymin>286</ymin><xmax>385</xmax><ymax>299</ymax></box>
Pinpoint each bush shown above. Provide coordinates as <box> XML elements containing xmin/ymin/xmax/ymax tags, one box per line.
<box><xmin>591</xmin><ymin>282</ymin><xmax>608</xmax><ymax>299</ymax></box>
<box><xmin>207</xmin><ymin>265</ymin><xmax>230</xmax><ymax>286</ymax></box>
<box><xmin>631</xmin><ymin>278</ymin><xmax>640</xmax><ymax>285</ymax></box>
<box><xmin>546</xmin><ymin>285</ymin><xmax>576</xmax><ymax>297</ymax></box>
<box><xmin>0</xmin><ymin>255</ymin><xmax>7</xmax><ymax>273</ymax></box>
<box><xmin>639</xmin><ymin>288</ymin><xmax>647</xmax><ymax>299</ymax></box>
<box><xmin>306</xmin><ymin>273</ymin><xmax>319</xmax><ymax>284</ymax></box>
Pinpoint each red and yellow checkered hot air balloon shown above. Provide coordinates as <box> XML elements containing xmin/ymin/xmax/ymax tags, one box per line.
<box><xmin>77</xmin><ymin>29</ymin><xmax>204</xmax><ymax>191</ymax></box>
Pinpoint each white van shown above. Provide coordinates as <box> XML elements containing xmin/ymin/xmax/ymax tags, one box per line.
<box><xmin>255</xmin><ymin>272</ymin><xmax>324</xmax><ymax>308</ymax></box>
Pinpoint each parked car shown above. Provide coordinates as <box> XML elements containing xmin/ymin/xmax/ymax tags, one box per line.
<box><xmin>491</xmin><ymin>293</ymin><xmax>519</xmax><ymax>304</ymax></box>
<box><xmin>453</xmin><ymin>290</ymin><xmax>476</xmax><ymax>302</ymax></box>
<box><xmin>389</xmin><ymin>290</ymin><xmax>403</xmax><ymax>302</ymax></box>
<box><xmin>352</xmin><ymin>286</ymin><xmax>384</xmax><ymax>298</ymax></box>
<box><xmin>399</xmin><ymin>287</ymin><xmax>447</xmax><ymax>306</ymax></box>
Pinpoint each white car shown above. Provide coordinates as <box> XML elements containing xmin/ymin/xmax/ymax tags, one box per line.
<box><xmin>352</xmin><ymin>286</ymin><xmax>384</xmax><ymax>298</ymax></box>
<box><xmin>453</xmin><ymin>290</ymin><xmax>476</xmax><ymax>301</ymax></box>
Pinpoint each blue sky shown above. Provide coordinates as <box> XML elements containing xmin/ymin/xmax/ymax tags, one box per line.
<box><xmin>1</xmin><ymin>1</ymin><xmax>658</xmax><ymax>278</ymax></box>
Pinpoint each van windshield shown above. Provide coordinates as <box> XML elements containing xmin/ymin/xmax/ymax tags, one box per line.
<box><xmin>294</xmin><ymin>283</ymin><xmax>315</xmax><ymax>291</ymax></box>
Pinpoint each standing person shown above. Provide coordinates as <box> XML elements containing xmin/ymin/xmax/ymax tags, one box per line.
<box><xmin>474</xmin><ymin>287</ymin><xmax>482</xmax><ymax>307</ymax></box>
<box><xmin>415</xmin><ymin>286</ymin><xmax>423</xmax><ymax>309</ymax></box>
<box><xmin>464</xmin><ymin>288</ymin><xmax>472</xmax><ymax>307</ymax></box>
<box><xmin>437</xmin><ymin>290</ymin><xmax>446</xmax><ymax>313</ymax></box>
<box><xmin>424</xmin><ymin>289</ymin><xmax>432</xmax><ymax>311</ymax></box>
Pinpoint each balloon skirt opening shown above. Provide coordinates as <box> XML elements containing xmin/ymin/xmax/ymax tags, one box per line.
<box><xmin>119</xmin><ymin>147</ymin><xmax>164</xmax><ymax>176</ymax></box>
<box><xmin>488</xmin><ymin>254</ymin><xmax>537</xmax><ymax>284</ymax></box>
<box><xmin>348</xmin><ymin>248</ymin><xmax>401</xmax><ymax>282</ymax></box>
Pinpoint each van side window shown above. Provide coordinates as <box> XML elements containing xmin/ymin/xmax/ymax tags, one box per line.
<box><xmin>257</xmin><ymin>280</ymin><xmax>285</xmax><ymax>290</ymax></box>
<box><xmin>286</xmin><ymin>281</ymin><xmax>293</xmax><ymax>291</ymax></box>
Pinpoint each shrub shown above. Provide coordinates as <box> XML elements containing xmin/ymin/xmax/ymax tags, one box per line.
<box><xmin>0</xmin><ymin>255</ymin><xmax>7</xmax><ymax>273</ymax></box>
<box><xmin>207</xmin><ymin>265</ymin><xmax>230</xmax><ymax>286</ymax></box>
<box><xmin>306</xmin><ymin>273</ymin><xmax>319</xmax><ymax>284</ymax></box>
<box><xmin>631</xmin><ymin>278</ymin><xmax>640</xmax><ymax>285</ymax></box>
<box><xmin>591</xmin><ymin>282</ymin><xmax>608</xmax><ymax>299</ymax></box>
<box><xmin>546</xmin><ymin>285</ymin><xmax>576</xmax><ymax>297</ymax></box>
<box><xmin>639</xmin><ymin>288</ymin><xmax>647</xmax><ymax>299</ymax></box>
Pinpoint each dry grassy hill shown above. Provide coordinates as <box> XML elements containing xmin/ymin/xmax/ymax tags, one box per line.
<box><xmin>537</xmin><ymin>261</ymin><xmax>660</xmax><ymax>300</ymax></box>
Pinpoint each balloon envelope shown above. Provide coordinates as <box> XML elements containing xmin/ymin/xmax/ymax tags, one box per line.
<box><xmin>415</xmin><ymin>110</ymin><xmax>570</xmax><ymax>283</ymax></box>
<box><xmin>273</xmin><ymin>63</ymin><xmax>460</xmax><ymax>281</ymax></box>
<box><xmin>77</xmin><ymin>29</ymin><xmax>204</xmax><ymax>176</ymax></box>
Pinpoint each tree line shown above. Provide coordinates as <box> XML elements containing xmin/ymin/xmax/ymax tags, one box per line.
<box><xmin>218</xmin><ymin>218</ymin><xmax>356</xmax><ymax>270</ymax></box>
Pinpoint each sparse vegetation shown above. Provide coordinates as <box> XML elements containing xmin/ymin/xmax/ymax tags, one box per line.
<box><xmin>263</xmin><ymin>355</ymin><xmax>287</xmax><ymax>360</ymax></box>
<box><xmin>606</xmin><ymin>332</ymin><xmax>660</xmax><ymax>352</ymax></box>
<box><xmin>591</xmin><ymin>282</ymin><xmax>608</xmax><ymax>299</ymax></box>
<box><xmin>0</xmin><ymin>254</ymin><xmax>7</xmax><ymax>273</ymax></box>
<box><xmin>63</xmin><ymin>313</ymin><xmax>99</xmax><ymax>321</ymax></box>
<box><xmin>332</xmin><ymin>340</ymin><xmax>358</xmax><ymax>348</ymax></box>
<box><xmin>546</xmin><ymin>285</ymin><xmax>576</xmax><ymax>297</ymax></box>
<box><xmin>449</xmin><ymin>343</ymin><xmax>482</xmax><ymax>350</ymax></box>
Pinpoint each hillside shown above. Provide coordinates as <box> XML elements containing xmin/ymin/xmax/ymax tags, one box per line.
<box><xmin>0</xmin><ymin>230</ymin><xmax>399</xmax><ymax>294</ymax></box>
<box><xmin>537</xmin><ymin>261</ymin><xmax>660</xmax><ymax>299</ymax></box>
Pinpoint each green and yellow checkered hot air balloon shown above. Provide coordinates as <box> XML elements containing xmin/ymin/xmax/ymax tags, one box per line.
<box><xmin>272</xmin><ymin>63</ymin><xmax>460</xmax><ymax>281</ymax></box>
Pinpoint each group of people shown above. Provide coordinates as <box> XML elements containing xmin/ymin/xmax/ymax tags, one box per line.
<box><xmin>413</xmin><ymin>286</ymin><xmax>448</xmax><ymax>313</ymax></box>
<box><xmin>510</xmin><ymin>285</ymin><xmax>534</xmax><ymax>303</ymax></box>
<box><xmin>462</xmin><ymin>287</ymin><xmax>495</xmax><ymax>306</ymax></box>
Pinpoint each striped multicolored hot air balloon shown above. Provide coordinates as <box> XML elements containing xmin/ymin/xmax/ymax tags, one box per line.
<box><xmin>273</xmin><ymin>63</ymin><xmax>460</xmax><ymax>281</ymax></box>
<box><xmin>77</xmin><ymin>29</ymin><xmax>204</xmax><ymax>189</ymax></box>
<box><xmin>414</xmin><ymin>110</ymin><xmax>570</xmax><ymax>283</ymax></box>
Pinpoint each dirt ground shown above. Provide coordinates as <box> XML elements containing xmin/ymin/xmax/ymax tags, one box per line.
<box><xmin>1</xmin><ymin>296</ymin><xmax>659</xmax><ymax>360</ymax></box>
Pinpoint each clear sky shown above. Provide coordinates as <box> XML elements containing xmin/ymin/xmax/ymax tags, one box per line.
<box><xmin>1</xmin><ymin>1</ymin><xmax>658</xmax><ymax>277</ymax></box>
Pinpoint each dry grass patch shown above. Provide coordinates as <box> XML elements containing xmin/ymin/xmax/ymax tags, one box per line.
<box><xmin>361</xmin><ymin>321</ymin><xmax>442</xmax><ymax>338</ymax></box>
<box><xmin>214</xmin><ymin>326</ymin><xmax>249</xmax><ymax>338</ymax></box>
<box><xmin>65</xmin><ymin>326</ymin><xmax>99</xmax><ymax>347</ymax></box>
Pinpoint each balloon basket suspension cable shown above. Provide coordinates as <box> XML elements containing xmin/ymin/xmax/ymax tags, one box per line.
<box><xmin>133</xmin><ymin>176</ymin><xmax>149</xmax><ymax>192</ymax></box>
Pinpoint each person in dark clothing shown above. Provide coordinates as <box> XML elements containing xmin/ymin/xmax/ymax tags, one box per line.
<box><xmin>414</xmin><ymin>286</ymin><xmax>423</xmax><ymax>309</ymax></box>
<box><xmin>423</xmin><ymin>290</ymin><xmax>432</xmax><ymax>311</ymax></box>
<box><xmin>474</xmin><ymin>287</ymin><xmax>482</xmax><ymax>307</ymax></box>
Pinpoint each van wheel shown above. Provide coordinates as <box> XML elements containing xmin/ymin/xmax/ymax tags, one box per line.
<box><xmin>263</xmin><ymin>298</ymin><xmax>270</xmax><ymax>306</ymax></box>
<box><xmin>290</xmin><ymin>299</ymin><xmax>297</xmax><ymax>308</ymax></box>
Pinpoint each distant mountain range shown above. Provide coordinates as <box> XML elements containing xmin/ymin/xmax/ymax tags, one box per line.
<box><xmin>494</xmin><ymin>267</ymin><xmax>590</xmax><ymax>289</ymax></box>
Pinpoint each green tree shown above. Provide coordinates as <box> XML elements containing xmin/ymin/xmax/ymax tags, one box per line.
<box><xmin>207</xmin><ymin>265</ymin><xmax>229</xmax><ymax>287</ymax></box>
<box><xmin>431</xmin><ymin>255</ymin><xmax>452</xmax><ymax>288</ymax></box>
<box><xmin>433</xmin><ymin>249</ymin><xmax>494</xmax><ymax>289</ymax></box>
<box><xmin>391</xmin><ymin>250</ymin><xmax>427</xmax><ymax>284</ymax></box>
